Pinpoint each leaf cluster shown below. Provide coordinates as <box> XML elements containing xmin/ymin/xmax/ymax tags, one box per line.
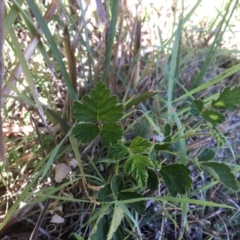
<box><xmin>108</xmin><ymin>136</ymin><xmax>154</xmax><ymax>189</ymax></box>
<box><xmin>72</xmin><ymin>82</ymin><xmax>239</xmax><ymax>198</ymax></box>
<box><xmin>190</xmin><ymin>86</ymin><xmax>240</xmax><ymax>125</ymax></box>
<box><xmin>72</xmin><ymin>81</ymin><xmax>124</xmax><ymax>146</ymax></box>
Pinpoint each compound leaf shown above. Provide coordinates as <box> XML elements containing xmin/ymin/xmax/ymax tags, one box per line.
<box><xmin>212</xmin><ymin>86</ymin><xmax>240</xmax><ymax>111</ymax></box>
<box><xmin>73</xmin><ymin>123</ymin><xmax>100</xmax><ymax>143</ymax></box>
<box><xmin>160</xmin><ymin>164</ymin><xmax>191</xmax><ymax>196</ymax></box>
<box><xmin>190</xmin><ymin>100</ymin><xmax>204</xmax><ymax>116</ymax></box>
<box><xmin>73</xmin><ymin>81</ymin><xmax>124</xmax><ymax>122</ymax></box>
<box><xmin>198</xmin><ymin>148</ymin><xmax>215</xmax><ymax>162</ymax></box>
<box><xmin>147</xmin><ymin>169</ymin><xmax>159</xmax><ymax>191</ymax></box>
<box><xmin>164</xmin><ymin>123</ymin><xmax>171</xmax><ymax>137</ymax></box>
<box><xmin>100</xmin><ymin>122</ymin><xmax>123</xmax><ymax>146</ymax></box>
<box><xmin>200</xmin><ymin>161</ymin><xmax>239</xmax><ymax>191</ymax></box>
<box><xmin>108</xmin><ymin>144</ymin><xmax>128</xmax><ymax>160</ymax></box>
<box><xmin>90</xmin><ymin>215</ymin><xmax>109</xmax><ymax>240</ymax></box>
<box><xmin>129</xmin><ymin>137</ymin><xmax>151</xmax><ymax>154</ymax></box>
<box><xmin>98</xmin><ymin>184</ymin><xmax>112</xmax><ymax>202</ymax></box>
<box><xmin>124</xmin><ymin>155</ymin><xmax>153</xmax><ymax>189</ymax></box>
<box><xmin>154</xmin><ymin>142</ymin><xmax>171</xmax><ymax>151</ymax></box>
<box><xmin>111</xmin><ymin>175</ymin><xmax>124</xmax><ymax>195</ymax></box>
<box><xmin>133</xmin><ymin>118</ymin><xmax>152</xmax><ymax>139</ymax></box>
<box><xmin>201</xmin><ymin>110</ymin><xmax>225</xmax><ymax>125</ymax></box>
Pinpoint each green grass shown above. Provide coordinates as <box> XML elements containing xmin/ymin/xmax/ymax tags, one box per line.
<box><xmin>1</xmin><ymin>0</ymin><xmax>240</xmax><ymax>239</ymax></box>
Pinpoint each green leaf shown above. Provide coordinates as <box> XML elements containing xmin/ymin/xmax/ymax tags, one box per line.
<box><xmin>124</xmin><ymin>91</ymin><xmax>159</xmax><ymax>110</ymax></box>
<box><xmin>201</xmin><ymin>110</ymin><xmax>225</xmax><ymax>125</ymax></box>
<box><xmin>129</xmin><ymin>137</ymin><xmax>151</xmax><ymax>154</ymax></box>
<box><xmin>213</xmin><ymin>130</ymin><xmax>226</xmax><ymax>147</ymax></box>
<box><xmin>133</xmin><ymin>118</ymin><xmax>151</xmax><ymax>139</ymax></box>
<box><xmin>190</xmin><ymin>100</ymin><xmax>204</xmax><ymax>116</ymax></box>
<box><xmin>198</xmin><ymin>149</ymin><xmax>215</xmax><ymax>162</ymax></box>
<box><xmin>124</xmin><ymin>155</ymin><xmax>153</xmax><ymax>189</ymax></box>
<box><xmin>200</xmin><ymin>161</ymin><xmax>239</xmax><ymax>191</ymax></box>
<box><xmin>108</xmin><ymin>144</ymin><xmax>128</xmax><ymax>160</ymax></box>
<box><xmin>73</xmin><ymin>81</ymin><xmax>124</xmax><ymax>122</ymax></box>
<box><xmin>112</xmin><ymin>225</ymin><xmax>125</xmax><ymax>240</ymax></box>
<box><xmin>111</xmin><ymin>176</ymin><xmax>124</xmax><ymax>195</ymax></box>
<box><xmin>154</xmin><ymin>142</ymin><xmax>171</xmax><ymax>151</ymax></box>
<box><xmin>46</xmin><ymin>108</ymin><xmax>70</xmax><ymax>133</ymax></box>
<box><xmin>73</xmin><ymin>123</ymin><xmax>100</xmax><ymax>143</ymax></box>
<box><xmin>90</xmin><ymin>215</ymin><xmax>109</xmax><ymax>240</ymax></box>
<box><xmin>160</xmin><ymin>164</ymin><xmax>192</xmax><ymax>196</ymax></box>
<box><xmin>147</xmin><ymin>169</ymin><xmax>159</xmax><ymax>191</ymax></box>
<box><xmin>100</xmin><ymin>122</ymin><xmax>123</xmax><ymax>146</ymax></box>
<box><xmin>107</xmin><ymin>204</ymin><xmax>124</xmax><ymax>240</ymax></box>
<box><xmin>69</xmin><ymin>233</ymin><xmax>84</xmax><ymax>240</ymax></box>
<box><xmin>212</xmin><ymin>86</ymin><xmax>240</xmax><ymax>111</ymax></box>
<box><xmin>98</xmin><ymin>184</ymin><xmax>112</xmax><ymax>202</ymax></box>
<box><xmin>112</xmin><ymin>226</ymin><xmax>124</xmax><ymax>240</ymax></box>
<box><xmin>164</xmin><ymin>123</ymin><xmax>171</xmax><ymax>137</ymax></box>
<box><xmin>119</xmin><ymin>192</ymin><xmax>146</xmax><ymax>215</ymax></box>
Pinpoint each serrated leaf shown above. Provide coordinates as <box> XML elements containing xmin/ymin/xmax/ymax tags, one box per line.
<box><xmin>147</xmin><ymin>169</ymin><xmax>159</xmax><ymax>191</ymax></box>
<box><xmin>119</xmin><ymin>191</ymin><xmax>146</xmax><ymax>215</ymax></box>
<box><xmin>73</xmin><ymin>81</ymin><xmax>124</xmax><ymax>122</ymax></box>
<box><xmin>133</xmin><ymin>118</ymin><xmax>152</xmax><ymax>139</ymax></box>
<box><xmin>107</xmin><ymin>204</ymin><xmax>124</xmax><ymax>240</ymax></box>
<box><xmin>98</xmin><ymin>184</ymin><xmax>112</xmax><ymax>202</ymax></box>
<box><xmin>198</xmin><ymin>149</ymin><xmax>215</xmax><ymax>162</ymax></box>
<box><xmin>190</xmin><ymin>100</ymin><xmax>204</xmax><ymax>116</ymax></box>
<box><xmin>100</xmin><ymin>122</ymin><xmax>123</xmax><ymax>146</ymax></box>
<box><xmin>124</xmin><ymin>155</ymin><xmax>153</xmax><ymax>189</ymax></box>
<box><xmin>124</xmin><ymin>90</ymin><xmax>159</xmax><ymax>110</ymax></box>
<box><xmin>164</xmin><ymin>123</ymin><xmax>171</xmax><ymax>136</ymax></box>
<box><xmin>201</xmin><ymin>110</ymin><xmax>225</xmax><ymax>125</ymax></box>
<box><xmin>212</xmin><ymin>86</ymin><xmax>240</xmax><ymax>111</ymax></box>
<box><xmin>200</xmin><ymin>161</ymin><xmax>239</xmax><ymax>191</ymax></box>
<box><xmin>90</xmin><ymin>214</ymin><xmax>109</xmax><ymax>240</ymax></box>
<box><xmin>160</xmin><ymin>164</ymin><xmax>192</xmax><ymax>196</ymax></box>
<box><xmin>73</xmin><ymin>123</ymin><xmax>99</xmax><ymax>143</ymax></box>
<box><xmin>112</xmin><ymin>226</ymin><xmax>124</xmax><ymax>240</ymax></box>
<box><xmin>129</xmin><ymin>137</ymin><xmax>151</xmax><ymax>154</ymax></box>
<box><xmin>111</xmin><ymin>175</ymin><xmax>124</xmax><ymax>195</ymax></box>
<box><xmin>54</xmin><ymin>163</ymin><xmax>71</xmax><ymax>183</ymax></box>
<box><xmin>171</xmin><ymin>141</ymin><xmax>180</xmax><ymax>151</ymax></box>
<box><xmin>154</xmin><ymin>142</ymin><xmax>171</xmax><ymax>151</ymax></box>
<box><xmin>108</xmin><ymin>144</ymin><xmax>128</xmax><ymax>160</ymax></box>
<box><xmin>213</xmin><ymin>130</ymin><xmax>226</xmax><ymax>147</ymax></box>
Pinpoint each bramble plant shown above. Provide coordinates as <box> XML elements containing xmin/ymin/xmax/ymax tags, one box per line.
<box><xmin>3</xmin><ymin>0</ymin><xmax>240</xmax><ymax>239</ymax></box>
<box><xmin>71</xmin><ymin>81</ymin><xmax>240</xmax><ymax>238</ymax></box>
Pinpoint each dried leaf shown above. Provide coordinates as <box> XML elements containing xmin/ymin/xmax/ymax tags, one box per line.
<box><xmin>54</xmin><ymin>163</ymin><xmax>71</xmax><ymax>183</ymax></box>
<box><xmin>68</xmin><ymin>158</ymin><xmax>78</xmax><ymax>168</ymax></box>
<box><xmin>50</xmin><ymin>214</ymin><xmax>65</xmax><ymax>224</ymax></box>
<box><xmin>63</xmin><ymin>192</ymin><xmax>73</xmax><ymax>198</ymax></box>
<box><xmin>48</xmin><ymin>204</ymin><xmax>63</xmax><ymax>215</ymax></box>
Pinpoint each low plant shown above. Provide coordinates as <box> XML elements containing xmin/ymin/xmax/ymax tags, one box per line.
<box><xmin>69</xmin><ymin>80</ymin><xmax>240</xmax><ymax>239</ymax></box>
<box><xmin>2</xmin><ymin>0</ymin><xmax>240</xmax><ymax>239</ymax></box>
